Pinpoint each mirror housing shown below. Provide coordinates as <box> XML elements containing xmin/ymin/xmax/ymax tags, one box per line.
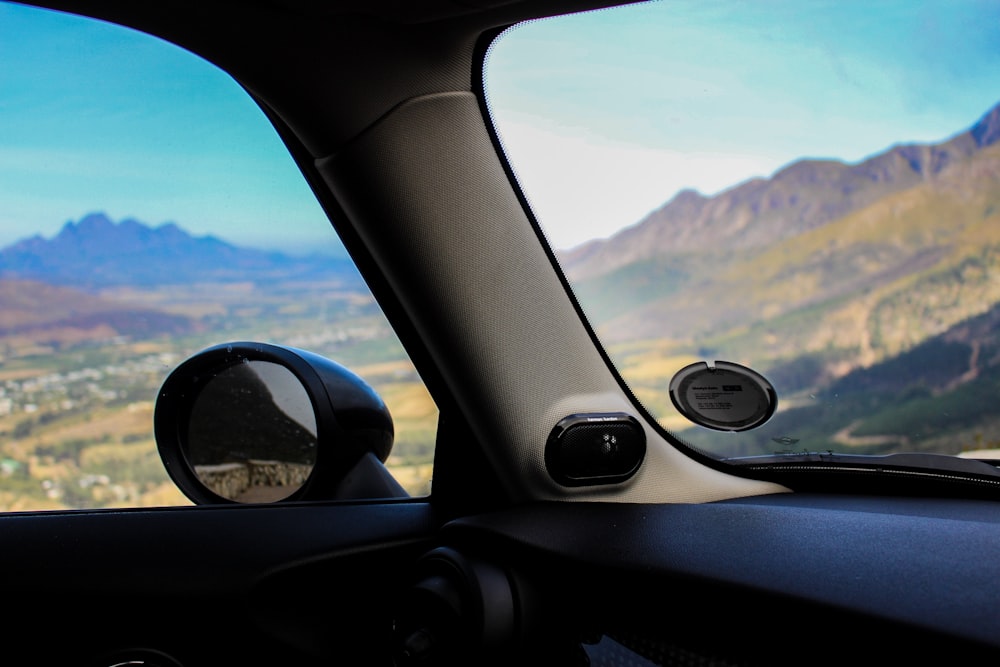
<box><xmin>154</xmin><ymin>341</ymin><xmax>407</xmax><ymax>504</ymax></box>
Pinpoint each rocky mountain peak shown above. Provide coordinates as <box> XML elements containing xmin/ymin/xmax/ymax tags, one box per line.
<box><xmin>561</xmin><ymin>98</ymin><xmax>1000</xmax><ymax>281</ymax></box>
<box><xmin>971</xmin><ymin>101</ymin><xmax>1000</xmax><ymax>148</ymax></box>
<box><xmin>0</xmin><ymin>213</ymin><xmax>359</xmax><ymax>289</ymax></box>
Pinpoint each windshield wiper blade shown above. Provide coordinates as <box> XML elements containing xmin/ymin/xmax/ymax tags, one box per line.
<box><xmin>725</xmin><ymin>451</ymin><xmax>1000</xmax><ymax>480</ymax></box>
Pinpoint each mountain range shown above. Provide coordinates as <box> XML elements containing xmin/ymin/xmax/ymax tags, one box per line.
<box><xmin>561</xmin><ymin>101</ymin><xmax>1000</xmax><ymax>355</ymax></box>
<box><xmin>563</xmin><ymin>101</ymin><xmax>1000</xmax><ymax>279</ymax></box>
<box><xmin>0</xmin><ymin>212</ymin><xmax>362</xmax><ymax>289</ymax></box>
<box><xmin>0</xmin><ymin>213</ymin><xmax>365</xmax><ymax>349</ymax></box>
<box><xmin>554</xmin><ymin>99</ymin><xmax>1000</xmax><ymax>456</ymax></box>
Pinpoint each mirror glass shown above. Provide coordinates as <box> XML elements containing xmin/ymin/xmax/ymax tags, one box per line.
<box><xmin>186</xmin><ymin>360</ymin><xmax>318</xmax><ymax>502</ymax></box>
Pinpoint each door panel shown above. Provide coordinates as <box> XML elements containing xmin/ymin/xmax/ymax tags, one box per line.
<box><xmin>1</xmin><ymin>502</ymin><xmax>437</xmax><ymax>666</ymax></box>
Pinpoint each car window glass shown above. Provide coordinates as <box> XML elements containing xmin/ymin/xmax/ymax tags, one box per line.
<box><xmin>0</xmin><ymin>2</ymin><xmax>436</xmax><ymax>510</ymax></box>
<box><xmin>485</xmin><ymin>1</ymin><xmax>1000</xmax><ymax>462</ymax></box>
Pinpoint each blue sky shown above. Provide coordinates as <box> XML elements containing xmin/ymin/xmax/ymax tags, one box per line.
<box><xmin>0</xmin><ymin>2</ymin><xmax>338</xmax><ymax>254</ymax></box>
<box><xmin>485</xmin><ymin>0</ymin><xmax>1000</xmax><ymax>248</ymax></box>
<box><xmin>1</xmin><ymin>1</ymin><xmax>999</xmax><ymax>254</ymax></box>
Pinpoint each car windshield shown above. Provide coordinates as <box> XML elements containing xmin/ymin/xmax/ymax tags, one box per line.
<box><xmin>484</xmin><ymin>1</ymin><xmax>1000</xmax><ymax>465</ymax></box>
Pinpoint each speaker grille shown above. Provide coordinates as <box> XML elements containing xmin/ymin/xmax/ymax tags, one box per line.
<box><xmin>545</xmin><ymin>414</ymin><xmax>645</xmax><ymax>486</ymax></box>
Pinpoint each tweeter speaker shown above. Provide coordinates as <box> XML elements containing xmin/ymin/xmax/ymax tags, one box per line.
<box><xmin>545</xmin><ymin>413</ymin><xmax>645</xmax><ymax>487</ymax></box>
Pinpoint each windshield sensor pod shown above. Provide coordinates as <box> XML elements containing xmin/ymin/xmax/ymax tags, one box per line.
<box><xmin>545</xmin><ymin>413</ymin><xmax>645</xmax><ymax>487</ymax></box>
<box><xmin>669</xmin><ymin>360</ymin><xmax>777</xmax><ymax>432</ymax></box>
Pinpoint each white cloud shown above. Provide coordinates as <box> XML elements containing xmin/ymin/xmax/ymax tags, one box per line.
<box><xmin>493</xmin><ymin>116</ymin><xmax>777</xmax><ymax>250</ymax></box>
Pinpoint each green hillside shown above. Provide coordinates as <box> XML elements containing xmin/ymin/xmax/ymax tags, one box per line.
<box><xmin>681</xmin><ymin>303</ymin><xmax>1000</xmax><ymax>458</ymax></box>
<box><xmin>563</xmin><ymin>103</ymin><xmax>1000</xmax><ymax>459</ymax></box>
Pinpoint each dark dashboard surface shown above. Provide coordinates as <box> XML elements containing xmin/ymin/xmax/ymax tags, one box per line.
<box><xmin>442</xmin><ymin>494</ymin><xmax>1000</xmax><ymax>664</ymax></box>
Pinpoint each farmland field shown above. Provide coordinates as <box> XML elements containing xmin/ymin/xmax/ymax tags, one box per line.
<box><xmin>0</xmin><ymin>275</ymin><xmax>437</xmax><ymax>510</ymax></box>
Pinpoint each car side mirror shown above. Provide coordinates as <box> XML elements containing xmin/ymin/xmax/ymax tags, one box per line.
<box><xmin>154</xmin><ymin>341</ymin><xmax>408</xmax><ymax>504</ymax></box>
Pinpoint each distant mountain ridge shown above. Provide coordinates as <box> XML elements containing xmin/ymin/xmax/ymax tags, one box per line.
<box><xmin>0</xmin><ymin>212</ymin><xmax>361</xmax><ymax>288</ymax></box>
<box><xmin>555</xmin><ymin>98</ymin><xmax>1000</xmax><ymax>459</ymax></box>
<box><xmin>563</xmin><ymin>100</ymin><xmax>1000</xmax><ymax>281</ymax></box>
<box><xmin>551</xmin><ymin>98</ymin><xmax>1000</xmax><ymax>448</ymax></box>
<box><xmin>0</xmin><ymin>278</ymin><xmax>194</xmax><ymax>346</ymax></box>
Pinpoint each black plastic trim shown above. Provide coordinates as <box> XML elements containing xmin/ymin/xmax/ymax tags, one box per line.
<box><xmin>442</xmin><ymin>497</ymin><xmax>1000</xmax><ymax>663</ymax></box>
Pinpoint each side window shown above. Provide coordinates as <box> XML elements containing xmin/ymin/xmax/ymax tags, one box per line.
<box><xmin>0</xmin><ymin>2</ymin><xmax>436</xmax><ymax>510</ymax></box>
